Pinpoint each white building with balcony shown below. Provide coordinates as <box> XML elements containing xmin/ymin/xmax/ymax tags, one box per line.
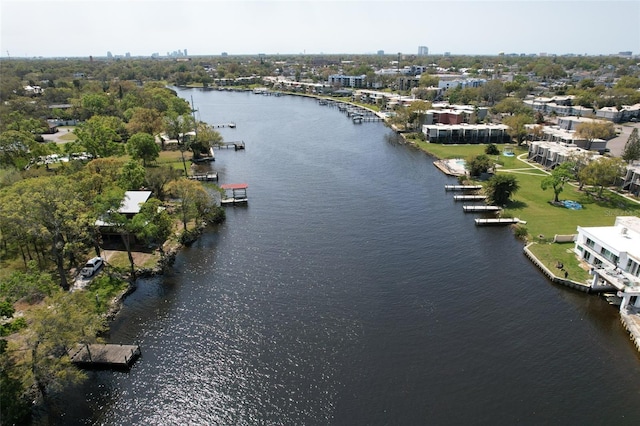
<box><xmin>574</xmin><ymin>216</ymin><xmax>640</xmax><ymax>310</ymax></box>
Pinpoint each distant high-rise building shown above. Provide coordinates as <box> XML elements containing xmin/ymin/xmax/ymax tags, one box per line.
<box><xmin>377</xmin><ymin>50</ymin><xmax>385</xmax><ymax>55</ymax></box>
<box><xmin>418</xmin><ymin>46</ymin><xmax>429</xmax><ymax>56</ymax></box>
<box><xmin>221</xmin><ymin>52</ymin><xmax>228</xmax><ymax>57</ymax></box>
<box><xmin>107</xmin><ymin>51</ymin><xmax>113</xmax><ymax>59</ymax></box>
<box><xmin>184</xmin><ymin>49</ymin><xmax>188</xmax><ymax>56</ymax></box>
<box><xmin>125</xmin><ymin>52</ymin><xmax>130</xmax><ymax>58</ymax></box>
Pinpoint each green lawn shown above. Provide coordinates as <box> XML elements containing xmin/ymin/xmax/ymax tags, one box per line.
<box><xmin>415</xmin><ymin>141</ymin><xmax>640</xmax><ymax>277</ymax></box>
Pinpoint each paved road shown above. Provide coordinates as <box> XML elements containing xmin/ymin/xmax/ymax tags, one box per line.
<box><xmin>607</xmin><ymin>122</ymin><xmax>640</xmax><ymax>157</ymax></box>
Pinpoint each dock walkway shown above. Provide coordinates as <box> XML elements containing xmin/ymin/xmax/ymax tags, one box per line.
<box><xmin>69</xmin><ymin>344</ymin><xmax>141</xmax><ymax>369</ymax></box>
<box><xmin>189</xmin><ymin>172</ymin><xmax>218</xmax><ymax>182</ymax></box>
<box><xmin>444</xmin><ymin>184</ymin><xmax>482</xmax><ymax>191</ymax></box>
<box><xmin>217</xmin><ymin>141</ymin><xmax>245</xmax><ymax>150</ymax></box>
<box><xmin>463</xmin><ymin>205</ymin><xmax>502</xmax><ymax>212</ymax></box>
<box><xmin>475</xmin><ymin>217</ymin><xmax>522</xmax><ymax>226</ymax></box>
<box><xmin>453</xmin><ymin>195</ymin><xmax>487</xmax><ymax>201</ymax></box>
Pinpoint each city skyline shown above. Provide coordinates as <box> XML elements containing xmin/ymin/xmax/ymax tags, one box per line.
<box><xmin>1</xmin><ymin>0</ymin><xmax>639</xmax><ymax>58</ymax></box>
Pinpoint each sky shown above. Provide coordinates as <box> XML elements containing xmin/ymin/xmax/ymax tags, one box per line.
<box><xmin>1</xmin><ymin>0</ymin><xmax>639</xmax><ymax>58</ymax></box>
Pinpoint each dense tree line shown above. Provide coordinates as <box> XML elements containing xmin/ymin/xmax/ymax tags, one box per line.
<box><xmin>0</xmin><ymin>65</ymin><xmax>226</xmax><ymax>423</ymax></box>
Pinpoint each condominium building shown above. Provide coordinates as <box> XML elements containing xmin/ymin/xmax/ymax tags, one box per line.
<box><xmin>574</xmin><ymin>216</ymin><xmax>640</xmax><ymax>310</ymax></box>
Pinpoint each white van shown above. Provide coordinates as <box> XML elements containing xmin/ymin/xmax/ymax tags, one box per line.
<box><xmin>81</xmin><ymin>257</ymin><xmax>103</xmax><ymax>278</ymax></box>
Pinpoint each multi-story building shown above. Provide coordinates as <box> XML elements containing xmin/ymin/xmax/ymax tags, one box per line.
<box><xmin>422</xmin><ymin>123</ymin><xmax>510</xmax><ymax>144</ymax></box>
<box><xmin>574</xmin><ymin>216</ymin><xmax>640</xmax><ymax>310</ymax></box>
<box><xmin>527</xmin><ymin>141</ymin><xmax>599</xmax><ymax>169</ymax></box>
<box><xmin>328</xmin><ymin>74</ymin><xmax>367</xmax><ymax>88</ymax></box>
<box><xmin>418</xmin><ymin>46</ymin><xmax>429</xmax><ymax>56</ymax></box>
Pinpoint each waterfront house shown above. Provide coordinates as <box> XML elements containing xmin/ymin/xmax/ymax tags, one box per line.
<box><xmin>95</xmin><ymin>191</ymin><xmax>153</xmax><ymax>243</ymax></box>
<box><xmin>574</xmin><ymin>216</ymin><xmax>640</xmax><ymax>310</ymax></box>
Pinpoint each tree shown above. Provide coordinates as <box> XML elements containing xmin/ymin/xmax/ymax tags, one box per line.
<box><xmin>74</xmin><ymin>115</ymin><xmax>125</xmax><ymax>158</ymax></box>
<box><xmin>485</xmin><ymin>144</ymin><xmax>500</xmax><ymax>155</ymax></box>
<box><xmin>24</xmin><ymin>291</ymin><xmax>105</xmax><ymax>405</ymax></box>
<box><xmin>419</xmin><ymin>74</ymin><xmax>439</xmax><ymax>88</ymax></box>
<box><xmin>481</xmin><ymin>79</ymin><xmax>506</xmax><ymax>106</ymax></box>
<box><xmin>126</xmin><ymin>132</ymin><xmax>159</xmax><ymax>166</ymax></box>
<box><xmin>503</xmin><ymin>114</ymin><xmax>533</xmax><ymax>145</ymax></box>
<box><xmin>578</xmin><ymin>157</ymin><xmax>626</xmax><ymax>196</ymax></box>
<box><xmin>540</xmin><ymin>162</ymin><xmax>575</xmax><ymax>203</ymax></box>
<box><xmin>575</xmin><ymin>121</ymin><xmax>615</xmax><ymax>150</ymax></box>
<box><xmin>0</xmin><ymin>130</ymin><xmax>43</xmax><ymax>169</ymax></box>
<box><xmin>163</xmin><ymin>112</ymin><xmax>195</xmax><ymax>175</ymax></box>
<box><xmin>485</xmin><ymin>174</ymin><xmax>520</xmax><ymax>206</ymax></box>
<box><xmin>406</xmin><ymin>100</ymin><xmax>432</xmax><ymax>131</ymax></box>
<box><xmin>491</xmin><ymin>97</ymin><xmax>530</xmax><ymax>116</ymax></box>
<box><xmin>118</xmin><ymin>160</ymin><xmax>146</xmax><ymax>190</ymax></box>
<box><xmin>145</xmin><ymin>165</ymin><xmax>181</xmax><ymax>200</ymax></box>
<box><xmin>125</xmin><ymin>107</ymin><xmax>164</xmax><ymax>136</ymax></box>
<box><xmin>12</xmin><ymin>176</ymin><xmax>90</xmax><ymax>290</ymax></box>
<box><xmin>622</xmin><ymin>128</ymin><xmax>640</xmax><ymax>163</ymax></box>
<box><xmin>465</xmin><ymin>154</ymin><xmax>492</xmax><ymax>177</ymax></box>
<box><xmin>190</xmin><ymin>122</ymin><xmax>222</xmax><ymax>160</ymax></box>
<box><xmin>166</xmin><ymin>178</ymin><xmax>211</xmax><ymax>230</ymax></box>
<box><xmin>131</xmin><ymin>198</ymin><xmax>172</xmax><ymax>255</ymax></box>
<box><xmin>0</xmin><ymin>262</ymin><xmax>59</xmax><ymax>304</ymax></box>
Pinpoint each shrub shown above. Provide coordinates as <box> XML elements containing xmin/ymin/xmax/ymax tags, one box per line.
<box><xmin>485</xmin><ymin>143</ymin><xmax>499</xmax><ymax>155</ymax></box>
<box><xmin>513</xmin><ymin>224</ymin><xmax>529</xmax><ymax>241</ymax></box>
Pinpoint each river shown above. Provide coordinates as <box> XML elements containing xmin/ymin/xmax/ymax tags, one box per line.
<box><xmin>57</xmin><ymin>89</ymin><xmax>640</xmax><ymax>425</ymax></box>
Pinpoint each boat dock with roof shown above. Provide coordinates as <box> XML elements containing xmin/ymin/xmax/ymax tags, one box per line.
<box><xmin>220</xmin><ymin>183</ymin><xmax>248</xmax><ymax>205</ymax></box>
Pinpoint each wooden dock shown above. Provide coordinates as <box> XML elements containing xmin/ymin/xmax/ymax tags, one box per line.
<box><xmin>475</xmin><ymin>218</ymin><xmax>522</xmax><ymax>226</ymax></box>
<box><xmin>453</xmin><ymin>195</ymin><xmax>487</xmax><ymax>201</ymax></box>
<box><xmin>69</xmin><ymin>344</ymin><xmax>141</xmax><ymax>370</ymax></box>
<box><xmin>212</xmin><ymin>122</ymin><xmax>236</xmax><ymax>129</ymax></box>
<box><xmin>463</xmin><ymin>205</ymin><xmax>502</xmax><ymax>212</ymax></box>
<box><xmin>352</xmin><ymin>115</ymin><xmax>383</xmax><ymax>123</ymax></box>
<box><xmin>444</xmin><ymin>184</ymin><xmax>483</xmax><ymax>191</ymax></box>
<box><xmin>189</xmin><ymin>172</ymin><xmax>218</xmax><ymax>182</ymax></box>
<box><xmin>217</xmin><ymin>141</ymin><xmax>245</xmax><ymax>150</ymax></box>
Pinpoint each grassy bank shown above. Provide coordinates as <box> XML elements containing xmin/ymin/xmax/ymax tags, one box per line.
<box><xmin>409</xmin><ymin>138</ymin><xmax>640</xmax><ymax>279</ymax></box>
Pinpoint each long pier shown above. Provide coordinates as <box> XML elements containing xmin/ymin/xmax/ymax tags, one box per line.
<box><xmin>444</xmin><ymin>184</ymin><xmax>483</xmax><ymax>191</ymax></box>
<box><xmin>453</xmin><ymin>195</ymin><xmax>487</xmax><ymax>201</ymax></box>
<box><xmin>475</xmin><ymin>217</ymin><xmax>522</xmax><ymax>226</ymax></box>
<box><xmin>463</xmin><ymin>205</ymin><xmax>502</xmax><ymax>212</ymax></box>
<box><xmin>69</xmin><ymin>344</ymin><xmax>141</xmax><ymax>369</ymax></box>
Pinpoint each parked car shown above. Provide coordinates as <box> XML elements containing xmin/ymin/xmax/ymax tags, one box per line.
<box><xmin>81</xmin><ymin>257</ymin><xmax>103</xmax><ymax>278</ymax></box>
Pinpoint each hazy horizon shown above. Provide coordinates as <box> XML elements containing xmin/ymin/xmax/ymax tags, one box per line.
<box><xmin>1</xmin><ymin>0</ymin><xmax>638</xmax><ymax>58</ymax></box>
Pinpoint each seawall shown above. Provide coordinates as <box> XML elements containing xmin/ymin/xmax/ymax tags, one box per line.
<box><xmin>523</xmin><ymin>243</ymin><xmax>592</xmax><ymax>293</ymax></box>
